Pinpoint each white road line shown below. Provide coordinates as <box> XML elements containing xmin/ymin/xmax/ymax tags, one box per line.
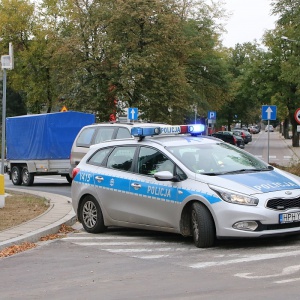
<box><xmin>64</xmin><ymin>236</ymin><xmax>143</xmax><ymax>240</ymax></box>
<box><xmin>132</xmin><ymin>255</ymin><xmax>169</xmax><ymax>259</ymax></box>
<box><xmin>71</xmin><ymin>241</ymin><xmax>173</xmax><ymax>246</ymax></box>
<box><xmin>190</xmin><ymin>249</ymin><xmax>300</xmax><ymax>269</ymax></box>
<box><xmin>275</xmin><ymin>277</ymin><xmax>300</xmax><ymax>284</ymax></box>
<box><xmin>103</xmin><ymin>248</ymin><xmax>189</xmax><ymax>253</ymax></box>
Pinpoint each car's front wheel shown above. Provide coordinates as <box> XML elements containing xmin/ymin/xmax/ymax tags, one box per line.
<box><xmin>191</xmin><ymin>202</ymin><xmax>215</xmax><ymax>248</ymax></box>
<box><xmin>80</xmin><ymin>195</ymin><xmax>106</xmax><ymax>233</ymax></box>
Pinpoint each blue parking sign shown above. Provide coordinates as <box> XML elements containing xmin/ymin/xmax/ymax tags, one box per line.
<box><xmin>208</xmin><ymin>111</ymin><xmax>216</xmax><ymax>120</ymax></box>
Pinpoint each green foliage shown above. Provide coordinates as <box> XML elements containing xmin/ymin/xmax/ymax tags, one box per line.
<box><xmin>0</xmin><ymin>0</ymin><xmax>231</xmax><ymax>122</ymax></box>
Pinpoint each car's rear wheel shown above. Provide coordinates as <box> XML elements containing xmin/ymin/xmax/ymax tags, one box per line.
<box><xmin>21</xmin><ymin>167</ymin><xmax>34</xmax><ymax>186</ymax></box>
<box><xmin>80</xmin><ymin>195</ymin><xmax>106</xmax><ymax>233</ymax></box>
<box><xmin>191</xmin><ymin>202</ymin><xmax>215</xmax><ymax>248</ymax></box>
<box><xmin>11</xmin><ymin>166</ymin><xmax>22</xmax><ymax>185</ymax></box>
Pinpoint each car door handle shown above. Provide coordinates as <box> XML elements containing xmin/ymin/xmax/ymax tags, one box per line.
<box><xmin>95</xmin><ymin>176</ymin><xmax>104</xmax><ymax>182</ymax></box>
<box><xmin>131</xmin><ymin>183</ymin><xmax>141</xmax><ymax>190</ymax></box>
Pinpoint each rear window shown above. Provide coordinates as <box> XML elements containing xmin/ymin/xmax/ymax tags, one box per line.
<box><xmin>116</xmin><ymin>127</ymin><xmax>131</xmax><ymax>139</ymax></box>
<box><xmin>76</xmin><ymin>127</ymin><xmax>96</xmax><ymax>147</ymax></box>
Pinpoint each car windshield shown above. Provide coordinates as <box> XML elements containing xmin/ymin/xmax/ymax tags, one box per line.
<box><xmin>167</xmin><ymin>143</ymin><xmax>270</xmax><ymax>175</ymax></box>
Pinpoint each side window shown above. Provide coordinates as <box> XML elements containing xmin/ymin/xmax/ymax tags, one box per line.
<box><xmin>76</xmin><ymin>128</ymin><xmax>96</xmax><ymax>147</ymax></box>
<box><xmin>94</xmin><ymin>128</ymin><xmax>115</xmax><ymax>144</ymax></box>
<box><xmin>106</xmin><ymin>146</ymin><xmax>136</xmax><ymax>171</ymax></box>
<box><xmin>138</xmin><ymin>147</ymin><xmax>174</xmax><ymax>176</ymax></box>
<box><xmin>176</xmin><ymin>166</ymin><xmax>187</xmax><ymax>181</ymax></box>
<box><xmin>88</xmin><ymin>148</ymin><xmax>112</xmax><ymax>166</ymax></box>
<box><xmin>116</xmin><ymin>127</ymin><xmax>132</xmax><ymax>139</ymax></box>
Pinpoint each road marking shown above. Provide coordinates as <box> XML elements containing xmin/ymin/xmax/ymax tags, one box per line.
<box><xmin>275</xmin><ymin>277</ymin><xmax>300</xmax><ymax>284</ymax></box>
<box><xmin>64</xmin><ymin>236</ymin><xmax>143</xmax><ymax>240</ymax></box>
<box><xmin>190</xmin><ymin>249</ymin><xmax>300</xmax><ymax>269</ymax></box>
<box><xmin>235</xmin><ymin>265</ymin><xmax>300</xmax><ymax>279</ymax></box>
<box><xmin>101</xmin><ymin>248</ymin><xmax>188</xmax><ymax>253</ymax></box>
<box><xmin>71</xmin><ymin>241</ymin><xmax>173</xmax><ymax>246</ymax></box>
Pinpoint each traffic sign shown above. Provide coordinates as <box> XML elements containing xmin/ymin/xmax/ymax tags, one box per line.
<box><xmin>128</xmin><ymin>107</ymin><xmax>138</xmax><ymax>120</ymax></box>
<box><xmin>207</xmin><ymin>111</ymin><xmax>216</xmax><ymax>120</ymax></box>
<box><xmin>60</xmin><ymin>105</ymin><xmax>68</xmax><ymax>112</ymax></box>
<box><xmin>262</xmin><ymin>105</ymin><xmax>277</xmax><ymax>120</ymax></box>
<box><xmin>294</xmin><ymin>108</ymin><xmax>300</xmax><ymax>124</ymax></box>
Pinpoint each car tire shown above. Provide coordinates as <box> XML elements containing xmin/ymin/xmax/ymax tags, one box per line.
<box><xmin>80</xmin><ymin>195</ymin><xmax>106</xmax><ymax>233</ymax></box>
<box><xmin>191</xmin><ymin>202</ymin><xmax>215</xmax><ymax>248</ymax></box>
<box><xmin>21</xmin><ymin>167</ymin><xmax>34</xmax><ymax>186</ymax></box>
<box><xmin>66</xmin><ymin>174</ymin><xmax>72</xmax><ymax>184</ymax></box>
<box><xmin>11</xmin><ymin>166</ymin><xmax>22</xmax><ymax>185</ymax></box>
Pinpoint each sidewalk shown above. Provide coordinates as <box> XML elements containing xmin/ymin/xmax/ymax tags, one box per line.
<box><xmin>0</xmin><ymin>188</ymin><xmax>76</xmax><ymax>251</ymax></box>
<box><xmin>279</xmin><ymin>132</ymin><xmax>300</xmax><ymax>161</ymax></box>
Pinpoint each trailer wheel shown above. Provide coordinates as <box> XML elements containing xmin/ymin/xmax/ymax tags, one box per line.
<box><xmin>21</xmin><ymin>167</ymin><xmax>34</xmax><ymax>186</ymax></box>
<box><xmin>11</xmin><ymin>166</ymin><xmax>22</xmax><ymax>185</ymax></box>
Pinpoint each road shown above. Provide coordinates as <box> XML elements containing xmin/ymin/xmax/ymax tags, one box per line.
<box><xmin>1</xmin><ymin>131</ymin><xmax>300</xmax><ymax>299</ymax></box>
<box><xmin>245</xmin><ymin>130</ymin><xmax>298</xmax><ymax>166</ymax></box>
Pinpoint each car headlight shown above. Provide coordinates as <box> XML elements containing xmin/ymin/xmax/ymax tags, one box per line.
<box><xmin>209</xmin><ymin>185</ymin><xmax>259</xmax><ymax>206</ymax></box>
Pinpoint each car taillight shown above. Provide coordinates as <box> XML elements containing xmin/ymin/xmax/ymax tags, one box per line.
<box><xmin>233</xmin><ymin>136</ymin><xmax>237</xmax><ymax>145</ymax></box>
<box><xmin>72</xmin><ymin>167</ymin><xmax>80</xmax><ymax>179</ymax></box>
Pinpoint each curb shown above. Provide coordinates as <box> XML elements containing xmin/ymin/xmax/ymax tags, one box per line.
<box><xmin>0</xmin><ymin>188</ymin><xmax>76</xmax><ymax>251</ymax></box>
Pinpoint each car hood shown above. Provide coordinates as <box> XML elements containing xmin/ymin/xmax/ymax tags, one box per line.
<box><xmin>195</xmin><ymin>169</ymin><xmax>300</xmax><ymax>194</ymax></box>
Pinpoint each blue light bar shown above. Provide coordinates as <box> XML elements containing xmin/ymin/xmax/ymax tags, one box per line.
<box><xmin>188</xmin><ymin>124</ymin><xmax>205</xmax><ymax>134</ymax></box>
<box><xmin>131</xmin><ymin>127</ymin><xmax>160</xmax><ymax>137</ymax></box>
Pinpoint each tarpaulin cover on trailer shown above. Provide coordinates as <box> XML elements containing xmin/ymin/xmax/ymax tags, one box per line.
<box><xmin>6</xmin><ymin>111</ymin><xmax>95</xmax><ymax>160</ymax></box>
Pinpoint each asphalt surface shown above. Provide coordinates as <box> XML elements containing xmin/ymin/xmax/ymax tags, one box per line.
<box><xmin>0</xmin><ymin>132</ymin><xmax>300</xmax><ymax>251</ymax></box>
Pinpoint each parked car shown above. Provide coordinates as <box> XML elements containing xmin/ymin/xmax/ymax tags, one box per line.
<box><xmin>70</xmin><ymin>122</ymin><xmax>166</xmax><ymax>178</ymax></box>
<box><xmin>249</xmin><ymin>125</ymin><xmax>260</xmax><ymax>134</ymax></box>
<box><xmin>211</xmin><ymin>131</ymin><xmax>245</xmax><ymax>149</ymax></box>
<box><xmin>265</xmin><ymin>125</ymin><xmax>274</xmax><ymax>132</ymax></box>
<box><xmin>232</xmin><ymin>129</ymin><xmax>252</xmax><ymax>144</ymax></box>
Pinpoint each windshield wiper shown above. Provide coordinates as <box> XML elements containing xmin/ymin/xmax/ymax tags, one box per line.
<box><xmin>222</xmin><ymin>168</ymin><xmax>271</xmax><ymax>175</ymax></box>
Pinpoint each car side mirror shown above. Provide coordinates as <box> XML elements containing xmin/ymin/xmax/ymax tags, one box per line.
<box><xmin>154</xmin><ymin>171</ymin><xmax>178</xmax><ymax>182</ymax></box>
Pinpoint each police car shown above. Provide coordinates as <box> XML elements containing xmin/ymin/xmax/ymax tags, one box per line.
<box><xmin>71</xmin><ymin>124</ymin><xmax>300</xmax><ymax>248</ymax></box>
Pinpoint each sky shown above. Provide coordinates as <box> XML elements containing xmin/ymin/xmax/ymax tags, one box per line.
<box><xmin>221</xmin><ymin>0</ymin><xmax>277</xmax><ymax>48</ymax></box>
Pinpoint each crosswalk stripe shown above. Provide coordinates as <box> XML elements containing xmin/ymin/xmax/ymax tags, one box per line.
<box><xmin>190</xmin><ymin>249</ymin><xmax>300</xmax><ymax>269</ymax></box>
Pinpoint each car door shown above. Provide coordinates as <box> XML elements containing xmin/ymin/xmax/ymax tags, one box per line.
<box><xmin>93</xmin><ymin>145</ymin><xmax>137</xmax><ymax>222</ymax></box>
<box><xmin>127</xmin><ymin>146</ymin><xmax>182</xmax><ymax>228</ymax></box>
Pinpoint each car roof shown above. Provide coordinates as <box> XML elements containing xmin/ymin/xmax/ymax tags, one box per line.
<box><xmin>80</xmin><ymin>122</ymin><xmax>168</xmax><ymax>130</ymax></box>
<box><xmin>89</xmin><ymin>134</ymin><xmax>221</xmax><ymax>150</ymax></box>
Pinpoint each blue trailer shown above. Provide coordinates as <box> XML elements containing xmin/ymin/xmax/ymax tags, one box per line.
<box><xmin>5</xmin><ymin>111</ymin><xmax>95</xmax><ymax>186</ymax></box>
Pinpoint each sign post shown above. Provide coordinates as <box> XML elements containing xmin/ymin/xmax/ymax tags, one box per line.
<box><xmin>0</xmin><ymin>43</ymin><xmax>13</xmax><ymax>208</ymax></box>
<box><xmin>262</xmin><ymin>105</ymin><xmax>277</xmax><ymax>163</ymax></box>
<box><xmin>207</xmin><ymin>111</ymin><xmax>216</xmax><ymax>135</ymax></box>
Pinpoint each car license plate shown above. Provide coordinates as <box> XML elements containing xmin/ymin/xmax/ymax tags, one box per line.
<box><xmin>279</xmin><ymin>211</ymin><xmax>300</xmax><ymax>224</ymax></box>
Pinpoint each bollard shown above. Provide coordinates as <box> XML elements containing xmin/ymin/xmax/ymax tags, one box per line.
<box><xmin>0</xmin><ymin>174</ymin><xmax>5</xmax><ymax>208</ymax></box>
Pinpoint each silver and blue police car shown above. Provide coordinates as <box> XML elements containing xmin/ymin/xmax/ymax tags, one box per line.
<box><xmin>71</xmin><ymin>124</ymin><xmax>300</xmax><ymax>248</ymax></box>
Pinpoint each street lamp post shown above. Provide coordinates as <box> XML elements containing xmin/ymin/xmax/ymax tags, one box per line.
<box><xmin>1</xmin><ymin>43</ymin><xmax>14</xmax><ymax>174</ymax></box>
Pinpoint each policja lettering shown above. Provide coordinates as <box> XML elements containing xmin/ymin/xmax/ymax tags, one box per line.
<box><xmin>147</xmin><ymin>185</ymin><xmax>171</xmax><ymax>198</ymax></box>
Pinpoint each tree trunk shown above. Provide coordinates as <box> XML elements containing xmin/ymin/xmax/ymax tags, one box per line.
<box><xmin>291</xmin><ymin>116</ymin><xmax>300</xmax><ymax>147</ymax></box>
<box><xmin>283</xmin><ymin>118</ymin><xmax>289</xmax><ymax>139</ymax></box>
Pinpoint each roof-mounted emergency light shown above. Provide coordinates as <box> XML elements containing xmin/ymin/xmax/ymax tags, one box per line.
<box><xmin>131</xmin><ymin>124</ymin><xmax>205</xmax><ymax>139</ymax></box>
